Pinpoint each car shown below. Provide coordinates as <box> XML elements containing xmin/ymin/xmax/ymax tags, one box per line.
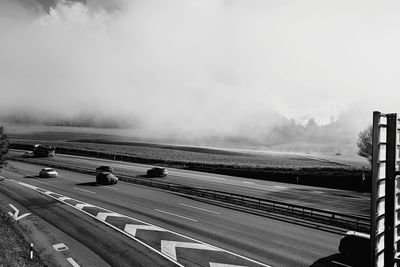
<box><xmin>96</xmin><ymin>166</ymin><xmax>114</xmax><ymax>174</ymax></box>
<box><xmin>338</xmin><ymin>231</ymin><xmax>370</xmax><ymax>265</ymax></box>
<box><xmin>96</xmin><ymin>172</ymin><xmax>118</xmax><ymax>185</ymax></box>
<box><xmin>32</xmin><ymin>145</ymin><xmax>56</xmax><ymax>157</ymax></box>
<box><xmin>22</xmin><ymin>151</ymin><xmax>34</xmax><ymax>158</ymax></box>
<box><xmin>39</xmin><ymin>168</ymin><xmax>59</xmax><ymax>178</ymax></box>
<box><xmin>147</xmin><ymin>167</ymin><xmax>168</xmax><ymax>177</ymax></box>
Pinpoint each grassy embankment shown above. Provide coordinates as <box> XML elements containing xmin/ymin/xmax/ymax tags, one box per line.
<box><xmin>0</xmin><ymin>212</ymin><xmax>45</xmax><ymax>266</ymax></box>
<box><xmin>8</xmin><ymin>129</ymin><xmax>371</xmax><ymax>192</ymax></box>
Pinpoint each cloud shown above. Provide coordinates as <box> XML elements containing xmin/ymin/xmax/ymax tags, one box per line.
<box><xmin>1</xmin><ymin>0</ymin><xmax>399</xmax><ymax>151</ymax></box>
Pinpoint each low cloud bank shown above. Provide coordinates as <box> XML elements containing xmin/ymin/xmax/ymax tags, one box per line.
<box><xmin>1</xmin><ymin>0</ymin><xmax>399</xmax><ymax>153</ymax></box>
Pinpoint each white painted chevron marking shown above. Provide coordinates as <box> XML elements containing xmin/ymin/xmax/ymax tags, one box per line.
<box><xmin>124</xmin><ymin>224</ymin><xmax>165</xmax><ymax>236</ymax></box>
<box><xmin>10</xmin><ymin>179</ymin><xmax>270</xmax><ymax>267</ymax></box>
<box><xmin>75</xmin><ymin>203</ymin><xmax>95</xmax><ymax>210</ymax></box>
<box><xmin>96</xmin><ymin>212</ymin><xmax>124</xmax><ymax>221</ymax></box>
<box><xmin>210</xmin><ymin>263</ymin><xmax>248</xmax><ymax>267</ymax></box>
<box><xmin>161</xmin><ymin>241</ymin><xmax>221</xmax><ymax>261</ymax></box>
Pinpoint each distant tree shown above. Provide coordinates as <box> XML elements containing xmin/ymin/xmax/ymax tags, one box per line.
<box><xmin>357</xmin><ymin>125</ymin><xmax>373</xmax><ymax>166</ymax></box>
<box><xmin>0</xmin><ymin>126</ymin><xmax>9</xmax><ymax>168</ymax></box>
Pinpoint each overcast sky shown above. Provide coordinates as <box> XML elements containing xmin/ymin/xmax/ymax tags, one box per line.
<box><xmin>0</xmin><ymin>0</ymin><xmax>399</xmax><ymax>138</ymax></box>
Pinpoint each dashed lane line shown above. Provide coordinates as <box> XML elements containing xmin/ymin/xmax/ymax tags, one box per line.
<box><xmin>8</xmin><ymin>179</ymin><xmax>271</xmax><ymax>267</ymax></box>
<box><xmin>331</xmin><ymin>261</ymin><xmax>353</xmax><ymax>267</ymax></box>
<box><xmin>66</xmin><ymin>257</ymin><xmax>80</xmax><ymax>267</ymax></box>
<box><xmin>73</xmin><ymin>187</ymin><xmax>96</xmax><ymax>194</ymax></box>
<box><xmin>273</xmin><ymin>186</ymin><xmax>287</xmax><ymax>189</ymax></box>
<box><xmin>155</xmin><ymin>209</ymin><xmax>198</xmax><ymax>222</ymax></box>
<box><xmin>179</xmin><ymin>203</ymin><xmax>221</xmax><ymax>214</ymax></box>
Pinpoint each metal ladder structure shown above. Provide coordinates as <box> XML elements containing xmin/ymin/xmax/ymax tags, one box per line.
<box><xmin>371</xmin><ymin>111</ymin><xmax>400</xmax><ymax>266</ymax></box>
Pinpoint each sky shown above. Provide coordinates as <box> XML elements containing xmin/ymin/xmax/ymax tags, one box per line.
<box><xmin>0</xmin><ymin>0</ymin><xmax>399</xmax><ymax>150</ymax></box>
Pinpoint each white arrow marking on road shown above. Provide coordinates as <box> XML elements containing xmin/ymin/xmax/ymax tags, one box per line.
<box><xmin>8</xmin><ymin>204</ymin><xmax>31</xmax><ymax>221</ymax></box>
<box><xmin>161</xmin><ymin>241</ymin><xmax>221</xmax><ymax>261</ymax></box>
<box><xmin>75</xmin><ymin>203</ymin><xmax>95</xmax><ymax>210</ymax></box>
<box><xmin>58</xmin><ymin>196</ymin><xmax>71</xmax><ymax>201</ymax></box>
<box><xmin>96</xmin><ymin>212</ymin><xmax>125</xmax><ymax>221</ymax></box>
<box><xmin>210</xmin><ymin>263</ymin><xmax>248</xmax><ymax>267</ymax></box>
<box><xmin>124</xmin><ymin>224</ymin><xmax>165</xmax><ymax>236</ymax></box>
<box><xmin>43</xmin><ymin>191</ymin><xmax>53</xmax><ymax>195</ymax></box>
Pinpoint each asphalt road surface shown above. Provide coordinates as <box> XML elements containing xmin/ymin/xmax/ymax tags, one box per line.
<box><xmin>9</xmin><ymin>150</ymin><xmax>370</xmax><ymax>217</ymax></box>
<box><xmin>0</xmin><ymin>161</ymin><xmax>357</xmax><ymax>267</ymax></box>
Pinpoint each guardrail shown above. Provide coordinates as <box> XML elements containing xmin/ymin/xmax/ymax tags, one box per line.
<box><xmin>8</xmin><ymin>156</ymin><xmax>370</xmax><ymax>232</ymax></box>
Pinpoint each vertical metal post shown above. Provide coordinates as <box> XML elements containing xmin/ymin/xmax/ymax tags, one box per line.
<box><xmin>371</xmin><ymin>111</ymin><xmax>381</xmax><ymax>266</ymax></box>
<box><xmin>386</xmin><ymin>113</ymin><xmax>398</xmax><ymax>267</ymax></box>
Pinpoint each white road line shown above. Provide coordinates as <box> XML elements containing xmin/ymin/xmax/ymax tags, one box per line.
<box><xmin>242</xmin><ymin>181</ymin><xmax>255</xmax><ymax>185</ymax></box>
<box><xmin>125</xmin><ymin>224</ymin><xmax>165</xmax><ymax>236</ymax></box>
<box><xmin>331</xmin><ymin>261</ymin><xmax>353</xmax><ymax>267</ymax></box>
<box><xmin>75</xmin><ymin>203</ymin><xmax>95</xmax><ymax>210</ymax></box>
<box><xmin>155</xmin><ymin>209</ymin><xmax>197</xmax><ymax>222</ymax></box>
<box><xmin>66</xmin><ymin>257</ymin><xmax>80</xmax><ymax>267</ymax></box>
<box><xmin>11</xmin><ymin>179</ymin><xmax>270</xmax><ymax>267</ymax></box>
<box><xmin>73</xmin><ymin>187</ymin><xmax>95</xmax><ymax>194</ymax></box>
<box><xmin>161</xmin><ymin>241</ymin><xmax>221</xmax><ymax>261</ymax></box>
<box><xmin>312</xmin><ymin>191</ymin><xmax>324</xmax><ymax>194</ymax></box>
<box><xmin>179</xmin><ymin>203</ymin><xmax>221</xmax><ymax>214</ymax></box>
<box><xmin>96</xmin><ymin>212</ymin><xmax>125</xmax><ymax>222</ymax></box>
<box><xmin>104</xmin><ymin>186</ymin><xmax>118</xmax><ymax>190</ymax></box>
<box><xmin>273</xmin><ymin>186</ymin><xmax>287</xmax><ymax>189</ymax></box>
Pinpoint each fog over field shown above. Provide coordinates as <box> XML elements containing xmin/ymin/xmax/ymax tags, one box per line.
<box><xmin>1</xmin><ymin>0</ymin><xmax>399</xmax><ymax>153</ymax></box>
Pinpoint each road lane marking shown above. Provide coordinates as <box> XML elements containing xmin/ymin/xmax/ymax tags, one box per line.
<box><xmin>312</xmin><ymin>191</ymin><xmax>324</xmax><ymax>194</ymax></box>
<box><xmin>210</xmin><ymin>263</ymin><xmax>248</xmax><ymax>267</ymax></box>
<box><xmin>10</xmin><ymin>179</ymin><xmax>270</xmax><ymax>267</ymax></box>
<box><xmin>242</xmin><ymin>181</ymin><xmax>255</xmax><ymax>185</ymax></box>
<box><xmin>161</xmin><ymin>241</ymin><xmax>221</xmax><ymax>261</ymax></box>
<box><xmin>8</xmin><ymin>204</ymin><xmax>31</xmax><ymax>221</ymax></box>
<box><xmin>125</xmin><ymin>224</ymin><xmax>165</xmax><ymax>236</ymax></box>
<box><xmin>96</xmin><ymin>212</ymin><xmax>125</xmax><ymax>222</ymax></box>
<box><xmin>331</xmin><ymin>261</ymin><xmax>353</xmax><ymax>267</ymax></box>
<box><xmin>104</xmin><ymin>186</ymin><xmax>118</xmax><ymax>190</ymax></box>
<box><xmin>66</xmin><ymin>257</ymin><xmax>80</xmax><ymax>267</ymax></box>
<box><xmin>179</xmin><ymin>203</ymin><xmax>221</xmax><ymax>214</ymax></box>
<box><xmin>59</xmin><ymin>196</ymin><xmax>72</xmax><ymax>201</ymax></box>
<box><xmin>273</xmin><ymin>186</ymin><xmax>287</xmax><ymax>189</ymax></box>
<box><xmin>73</xmin><ymin>187</ymin><xmax>95</xmax><ymax>194</ymax></box>
<box><xmin>75</xmin><ymin>203</ymin><xmax>96</xmax><ymax>210</ymax></box>
<box><xmin>155</xmin><ymin>209</ymin><xmax>197</xmax><ymax>222</ymax></box>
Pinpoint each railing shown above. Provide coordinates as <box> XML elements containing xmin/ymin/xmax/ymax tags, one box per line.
<box><xmin>9</xmin><ymin>156</ymin><xmax>370</xmax><ymax>232</ymax></box>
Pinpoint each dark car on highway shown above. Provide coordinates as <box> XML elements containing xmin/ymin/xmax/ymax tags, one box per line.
<box><xmin>338</xmin><ymin>231</ymin><xmax>370</xmax><ymax>266</ymax></box>
<box><xmin>96</xmin><ymin>166</ymin><xmax>114</xmax><ymax>174</ymax></box>
<box><xmin>147</xmin><ymin>167</ymin><xmax>168</xmax><ymax>177</ymax></box>
<box><xmin>96</xmin><ymin>172</ymin><xmax>118</xmax><ymax>185</ymax></box>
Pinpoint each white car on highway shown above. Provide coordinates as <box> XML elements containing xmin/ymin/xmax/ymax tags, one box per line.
<box><xmin>39</xmin><ymin>168</ymin><xmax>59</xmax><ymax>178</ymax></box>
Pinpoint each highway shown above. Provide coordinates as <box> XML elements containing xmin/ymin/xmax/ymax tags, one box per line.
<box><xmin>9</xmin><ymin>150</ymin><xmax>370</xmax><ymax>216</ymax></box>
<box><xmin>0</xmin><ymin>160</ymin><xmax>354</xmax><ymax>267</ymax></box>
